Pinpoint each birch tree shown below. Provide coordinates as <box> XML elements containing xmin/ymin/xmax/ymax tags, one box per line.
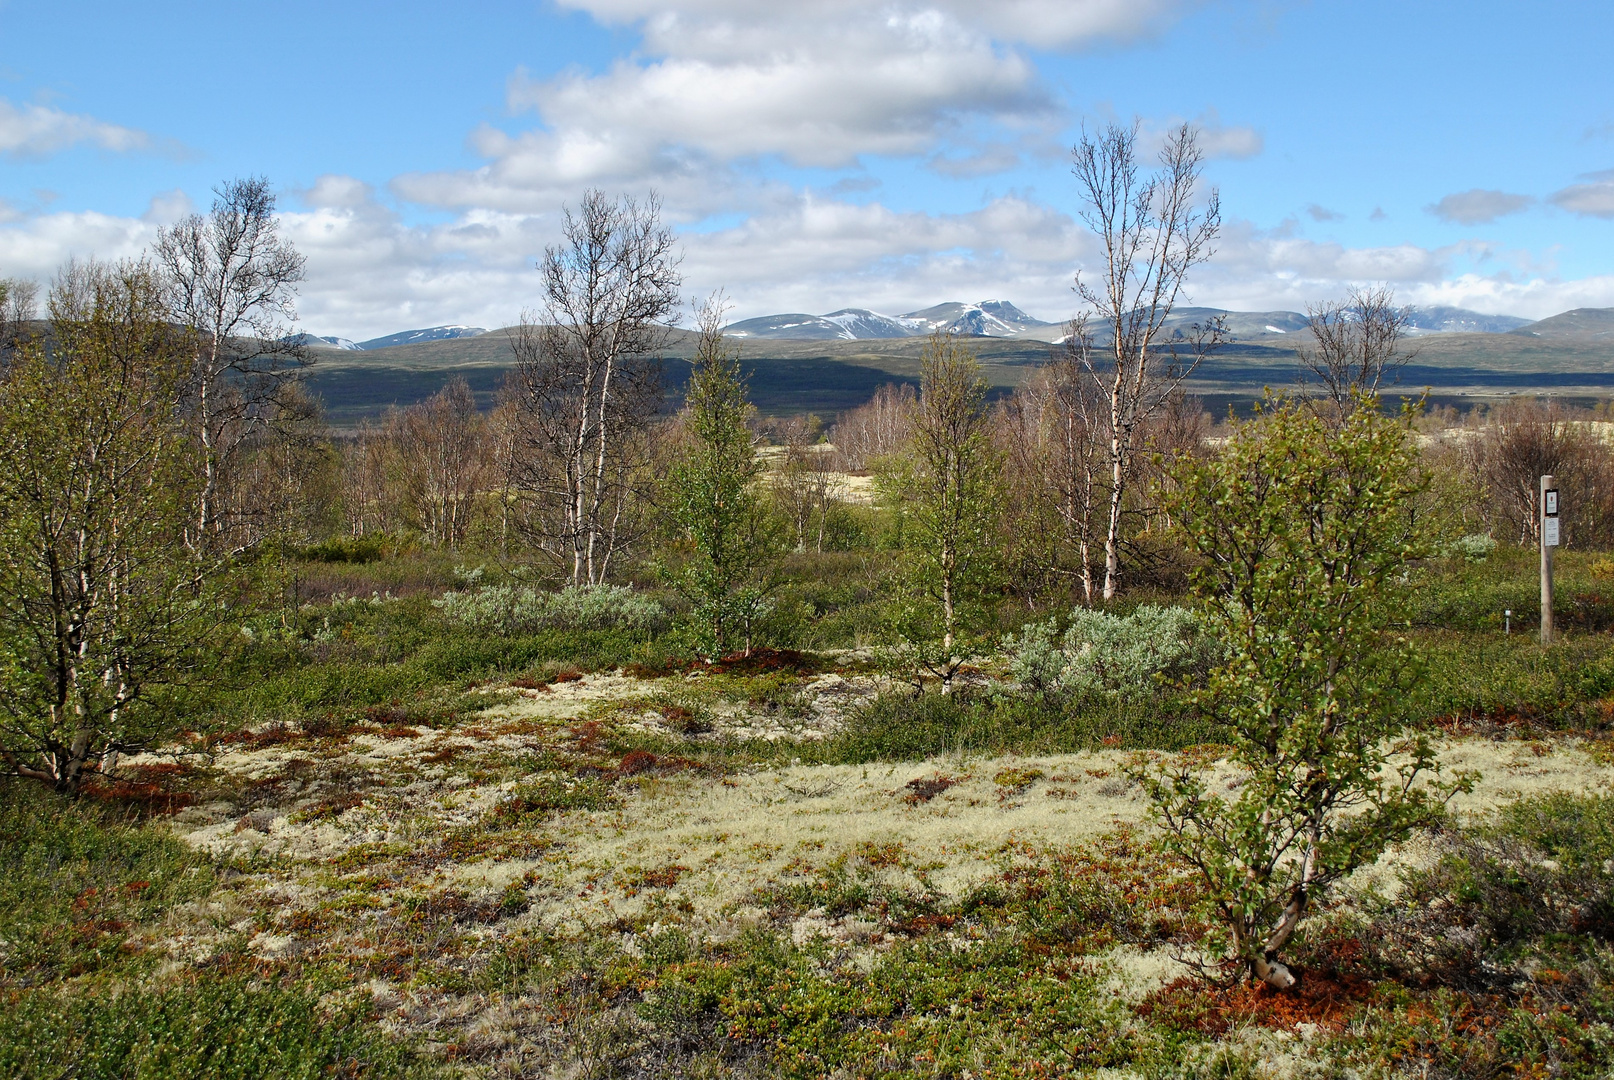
<box><xmin>387</xmin><ymin>377</ymin><xmax>486</xmax><ymax>548</ymax></box>
<box><xmin>155</xmin><ymin>177</ymin><xmax>307</xmax><ymax>548</ymax></box>
<box><xmin>1135</xmin><ymin>392</ymin><xmax>1469</xmax><ymax>990</ymax></box>
<box><xmin>0</xmin><ymin>276</ymin><xmax>37</xmax><ymax>362</ymax></box>
<box><xmin>1298</xmin><ymin>286</ymin><xmax>1415</xmax><ymax>417</ymax></box>
<box><xmin>1000</xmin><ymin>318</ymin><xmax>1108</xmax><ymax>602</ymax></box>
<box><xmin>884</xmin><ymin>333</ymin><xmax>998</xmax><ymax>693</ymax></box>
<box><xmin>665</xmin><ymin>298</ymin><xmax>779</xmax><ymax>657</ymax></box>
<box><xmin>509</xmin><ymin>190</ymin><xmax>680</xmax><ymax>585</ymax></box>
<box><xmin>0</xmin><ymin>261</ymin><xmax>222</xmax><ymax>793</ymax></box>
<box><xmin>1072</xmin><ymin>122</ymin><xmax>1222</xmax><ymax>599</ymax></box>
<box><xmin>771</xmin><ymin>416</ymin><xmax>839</xmax><ymax>553</ymax></box>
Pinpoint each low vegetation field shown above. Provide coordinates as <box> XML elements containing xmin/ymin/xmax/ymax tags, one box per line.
<box><xmin>7</xmin><ymin>548</ymin><xmax>1614</xmax><ymax>1079</ymax></box>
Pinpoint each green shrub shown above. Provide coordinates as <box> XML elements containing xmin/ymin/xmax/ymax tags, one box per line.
<box><xmin>811</xmin><ymin>689</ymin><xmax>1220</xmax><ymax>763</ymax></box>
<box><xmin>434</xmin><ymin>582</ymin><xmax>666</xmax><ymax>635</ymax></box>
<box><xmin>0</xmin><ymin>785</ymin><xmax>215</xmax><ymax>982</ymax></box>
<box><xmin>0</xmin><ymin>977</ymin><xmax>425</xmax><ymax>1079</ymax></box>
<box><xmin>292</xmin><ymin>534</ymin><xmax>400</xmax><ymax>564</ymax></box>
<box><xmin>1005</xmin><ymin>604</ymin><xmax>1222</xmax><ymax>704</ymax></box>
<box><xmin>1341</xmin><ymin>793</ymin><xmax>1614</xmax><ymax>1078</ymax></box>
<box><xmin>1377</xmin><ymin>792</ymin><xmax>1614</xmax><ymax>983</ymax></box>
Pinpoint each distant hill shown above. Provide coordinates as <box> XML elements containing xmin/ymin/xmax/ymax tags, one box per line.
<box><xmin>355</xmin><ymin>325</ymin><xmax>489</xmax><ymax>350</ymax></box>
<box><xmin>1152</xmin><ymin>307</ymin><xmax>1310</xmax><ymax>340</ymax></box>
<box><xmin>1404</xmin><ymin>306</ymin><xmax>1531</xmax><ymax>334</ymax></box>
<box><xmin>723</xmin><ymin>301</ymin><xmax>1534</xmax><ymax>345</ymax></box>
<box><xmin>1511</xmin><ymin>308</ymin><xmax>1614</xmax><ymax>340</ymax></box>
<box><xmin>293</xmin><ymin>304</ymin><xmax>1614</xmax><ymax>427</ymax></box>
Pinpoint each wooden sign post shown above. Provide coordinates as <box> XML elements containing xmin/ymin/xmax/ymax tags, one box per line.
<box><xmin>1541</xmin><ymin>474</ymin><xmax>1559</xmax><ymax>644</ymax></box>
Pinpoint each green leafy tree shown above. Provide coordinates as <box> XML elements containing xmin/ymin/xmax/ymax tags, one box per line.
<box><xmin>665</xmin><ymin>297</ymin><xmax>779</xmax><ymax>657</ymax></box>
<box><xmin>880</xmin><ymin>333</ymin><xmax>999</xmax><ymax>693</ymax></box>
<box><xmin>1134</xmin><ymin>391</ymin><xmax>1472</xmax><ymax>989</ymax></box>
<box><xmin>0</xmin><ymin>261</ymin><xmax>228</xmax><ymax>793</ymax></box>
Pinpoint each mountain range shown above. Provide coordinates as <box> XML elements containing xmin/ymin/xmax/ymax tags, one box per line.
<box><xmin>298</xmin><ymin>304</ymin><xmax>1614</xmax><ymax>358</ymax></box>
<box><xmin>293</xmin><ymin>325</ymin><xmax>489</xmax><ymax>352</ymax></box>
<box><xmin>725</xmin><ymin>300</ymin><xmax>1053</xmax><ymax>341</ymax></box>
<box><xmin>718</xmin><ymin>300</ymin><xmax>1543</xmax><ymax>344</ymax></box>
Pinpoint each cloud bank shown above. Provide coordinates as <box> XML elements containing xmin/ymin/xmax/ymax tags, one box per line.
<box><xmin>0</xmin><ymin>98</ymin><xmax>153</xmax><ymax>159</ymax></box>
<box><xmin>1428</xmin><ymin>189</ymin><xmax>1534</xmax><ymax>226</ymax></box>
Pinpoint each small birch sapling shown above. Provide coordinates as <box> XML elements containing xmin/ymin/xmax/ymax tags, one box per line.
<box><xmin>1133</xmin><ymin>391</ymin><xmax>1473</xmax><ymax>989</ymax></box>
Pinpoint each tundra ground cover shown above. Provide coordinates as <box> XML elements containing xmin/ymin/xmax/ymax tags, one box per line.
<box><xmin>7</xmin><ymin>550</ymin><xmax>1614</xmax><ymax>1077</ymax></box>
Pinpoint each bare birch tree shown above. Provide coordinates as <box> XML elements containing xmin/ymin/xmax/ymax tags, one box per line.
<box><xmin>154</xmin><ymin>177</ymin><xmax>307</xmax><ymax>547</ymax></box>
<box><xmin>771</xmin><ymin>416</ymin><xmax>840</xmax><ymax>553</ymax></box>
<box><xmin>1298</xmin><ymin>285</ymin><xmax>1416</xmax><ymax>416</ymax></box>
<box><xmin>341</xmin><ymin>420</ymin><xmax>394</xmax><ymax>537</ymax></box>
<box><xmin>508</xmin><ymin>190</ymin><xmax>680</xmax><ymax>585</ymax></box>
<box><xmin>1001</xmin><ymin>318</ymin><xmax>1109</xmax><ymax>602</ymax></box>
<box><xmin>831</xmin><ymin>383</ymin><xmax>916</xmax><ymax>472</ymax></box>
<box><xmin>1072</xmin><ymin>122</ymin><xmax>1222</xmax><ymax>599</ymax></box>
<box><xmin>0</xmin><ymin>276</ymin><xmax>37</xmax><ymax>362</ymax></box>
<box><xmin>486</xmin><ymin>396</ymin><xmax>524</xmax><ymax>555</ymax></box>
<box><xmin>387</xmin><ymin>378</ymin><xmax>486</xmax><ymax>548</ymax></box>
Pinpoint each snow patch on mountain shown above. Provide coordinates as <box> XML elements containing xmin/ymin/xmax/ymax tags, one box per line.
<box><xmin>901</xmin><ymin>300</ymin><xmax>1053</xmax><ymax>337</ymax></box>
<box><xmin>286</xmin><ymin>333</ymin><xmax>361</xmax><ymax>350</ymax></box>
<box><xmin>356</xmin><ymin>325</ymin><xmax>489</xmax><ymax>350</ymax></box>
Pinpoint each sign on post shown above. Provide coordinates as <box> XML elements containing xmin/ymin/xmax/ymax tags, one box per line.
<box><xmin>1541</xmin><ymin>476</ymin><xmax>1558</xmax><ymax>644</ymax></box>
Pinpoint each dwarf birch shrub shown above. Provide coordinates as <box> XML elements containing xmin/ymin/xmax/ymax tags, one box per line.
<box><xmin>1007</xmin><ymin>604</ymin><xmax>1221</xmax><ymax>703</ymax></box>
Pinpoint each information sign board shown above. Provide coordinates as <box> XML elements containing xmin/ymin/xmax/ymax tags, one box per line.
<box><xmin>1545</xmin><ymin>517</ymin><xmax>1561</xmax><ymax>547</ymax></box>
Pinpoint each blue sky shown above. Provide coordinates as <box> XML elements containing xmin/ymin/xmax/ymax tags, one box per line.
<box><xmin>3</xmin><ymin>0</ymin><xmax>1613</xmax><ymax>338</ymax></box>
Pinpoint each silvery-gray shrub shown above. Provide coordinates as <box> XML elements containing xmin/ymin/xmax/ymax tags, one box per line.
<box><xmin>1006</xmin><ymin>604</ymin><xmax>1222</xmax><ymax>703</ymax></box>
<box><xmin>1444</xmin><ymin>532</ymin><xmax>1497</xmax><ymax>562</ymax></box>
<box><xmin>434</xmin><ymin>583</ymin><xmax>666</xmax><ymax>634</ymax></box>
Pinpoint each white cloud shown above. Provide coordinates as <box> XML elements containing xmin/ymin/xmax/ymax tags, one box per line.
<box><xmin>141</xmin><ymin>189</ymin><xmax>192</xmax><ymax>224</ymax></box>
<box><xmin>8</xmin><ymin>182</ymin><xmax>1614</xmax><ymax>341</ymax></box>
<box><xmin>509</xmin><ymin>18</ymin><xmax>1050</xmax><ymax>169</ymax></box>
<box><xmin>0</xmin><ymin>98</ymin><xmax>153</xmax><ymax>159</ymax></box>
<box><xmin>1427</xmin><ymin>188</ymin><xmax>1534</xmax><ymax>225</ymax></box>
<box><xmin>398</xmin><ymin>6</ymin><xmax>1062</xmax><ymax>212</ymax></box>
<box><xmin>1177</xmin><ymin>218</ymin><xmax>1614</xmax><ymax>320</ymax></box>
<box><xmin>0</xmin><ymin>210</ymin><xmax>155</xmax><ymax>282</ymax></box>
<box><xmin>926</xmin><ymin>141</ymin><xmax>1030</xmax><ymax>178</ymax></box>
<box><xmin>1306</xmin><ymin>204</ymin><xmax>1344</xmax><ymax>222</ymax></box>
<box><xmin>1136</xmin><ymin>108</ymin><xmax>1263</xmax><ymax>161</ymax></box>
<box><xmin>1550</xmin><ymin>169</ymin><xmax>1614</xmax><ymax>218</ymax></box>
<box><xmin>560</xmin><ymin>0</ymin><xmax>1199</xmax><ymax>49</ymax></box>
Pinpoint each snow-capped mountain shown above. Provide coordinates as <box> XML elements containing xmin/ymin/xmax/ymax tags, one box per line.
<box><xmin>725</xmin><ymin>309</ymin><xmax>929</xmax><ymax>340</ymax></box>
<box><xmin>726</xmin><ymin>300</ymin><xmax>1054</xmax><ymax>341</ymax></box>
<box><xmin>285</xmin><ymin>333</ymin><xmax>362</xmax><ymax>350</ymax></box>
<box><xmin>725</xmin><ymin>313</ymin><xmax>867</xmax><ymax>340</ymax></box>
<box><xmin>356</xmin><ymin>325</ymin><xmax>489</xmax><ymax>351</ymax></box>
<box><xmin>821</xmin><ymin>308</ymin><xmax>928</xmax><ymax>339</ymax></box>
<box><xmin>901</xmin><ymin>300</ymin><xmax>1054</xmax><ymax>337</ymax></box>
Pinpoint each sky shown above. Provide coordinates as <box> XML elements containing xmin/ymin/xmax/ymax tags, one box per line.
<box><xmin>2</xmin><ymin>0</ymin><xmax>1613</xmax><ymax>340</ymax></box>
